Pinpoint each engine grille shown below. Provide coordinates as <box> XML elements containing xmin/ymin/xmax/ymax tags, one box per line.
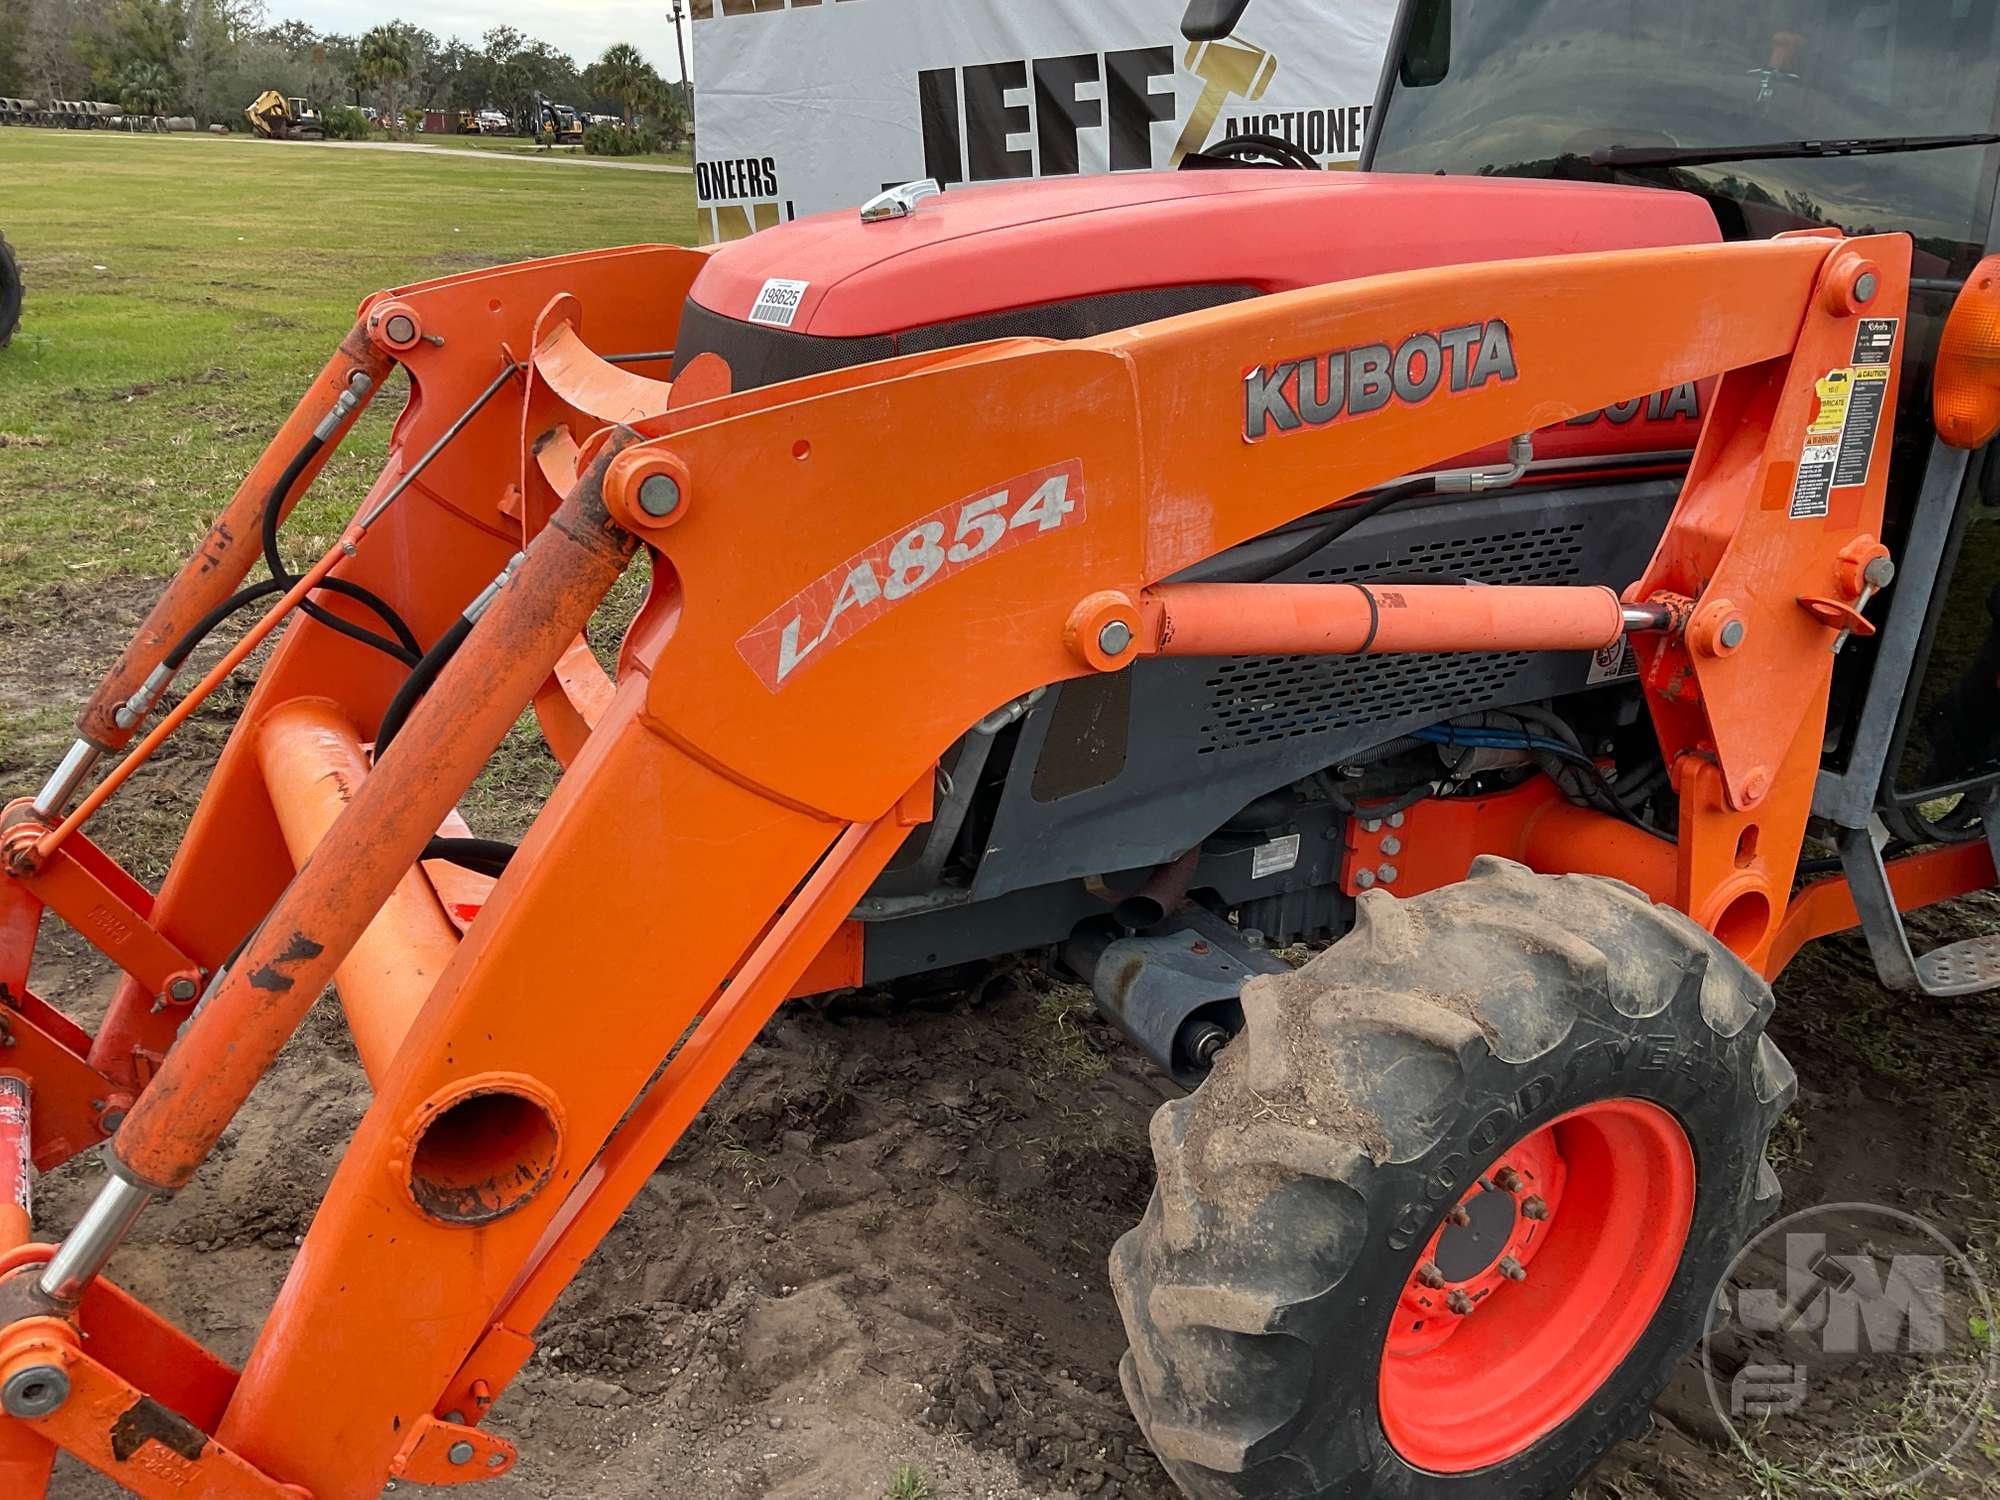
<box><xmin>1303</xmin><ymin>520</ymin><xmax>1588</xmax><ymax>585</ymax></box>
<box><xmin>1198</xmin><ymin>520</ymin><xmax>1588</xmax><ymax>756</ymax></box>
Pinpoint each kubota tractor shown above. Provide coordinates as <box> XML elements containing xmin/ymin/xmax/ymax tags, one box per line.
<box><xmin>1</xmin><ymin>0</ymin><xmax>1998</xmax><ymax>1495</ymax></box>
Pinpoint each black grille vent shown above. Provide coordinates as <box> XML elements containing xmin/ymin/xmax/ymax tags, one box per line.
<box><xmin>1199</xmin><ymin>521</ymin><xmax>1589</xmax><ymax>755</ymax></box>
<box><xmin>1200</xmin><ymin>651</ymin><xmax>1530</xmax><ymax>754</ymax></box>
<box><xmin>1302</xmin><ymin>520</ymin><xmax>1588</xmax><ymax>584</ymax></box>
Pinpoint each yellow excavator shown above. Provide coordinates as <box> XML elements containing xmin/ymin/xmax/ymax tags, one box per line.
<box><xmin>246</xmin><ymin>90</ymin><xmax>325</xmax><ymax>141</ymax></box>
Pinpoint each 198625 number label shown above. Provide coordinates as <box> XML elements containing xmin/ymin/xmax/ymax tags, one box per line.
<box><xmin>737</xmin><ymin>459</ymin><xmax>1085</xmax><ymax>691</ymax></box>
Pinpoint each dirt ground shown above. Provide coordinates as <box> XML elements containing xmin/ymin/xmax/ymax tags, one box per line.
<box><xmin>3</xmin><ymin>579</ymin><xmax>1997</xmax><ymax>1500</ymax></box>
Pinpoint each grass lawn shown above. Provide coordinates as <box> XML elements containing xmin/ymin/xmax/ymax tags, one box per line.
<box><xmin>403</xmin><ymin>132</ymin><xmax>694</xmax><ymax>169</ymax></box>
<box><xmin>0</xmin><ymin>129</ymin><xmax>695</xmax><ymax>600</ymax></box>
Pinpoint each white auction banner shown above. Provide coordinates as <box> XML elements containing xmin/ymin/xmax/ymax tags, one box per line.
<box><xmin>688</xmin><ymin>0</ymin><xmax>1397</xmax><ymax>245</ymax></box>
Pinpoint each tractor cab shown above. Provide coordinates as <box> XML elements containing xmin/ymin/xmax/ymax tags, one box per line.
<box><xmin>1366</xmin><ymin>0</ymin><xmax>2000</xmax><ymax>991</ymax></box>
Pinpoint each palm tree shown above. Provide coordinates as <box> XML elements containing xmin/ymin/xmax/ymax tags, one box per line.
<box><xmin>357</xmin><ymin>24</ymin><xmax>415</xmax><ymax>134</ymax></box>
<box><xmin>592</xmin><ymin>42</ymin><xmax>653</xmax><ymax>127</ymax></box>
<box><xmin>119</xmin><ymin>62</ymin><xmax>177</xmax><ymax>118</ymax></box>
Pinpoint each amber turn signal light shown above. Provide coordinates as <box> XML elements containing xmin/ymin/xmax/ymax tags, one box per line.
<box><xmin>1934</xmin><ymin>254</ymin><xmax>2000</xmax><ymax>449</ymax></box>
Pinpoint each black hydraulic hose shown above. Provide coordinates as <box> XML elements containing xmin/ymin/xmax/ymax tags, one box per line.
<box><xmin>258</xmin><ymin>434</ymin><xmax>422</xmax><ymax>666</ymax></box>
<box><xmin>372</xmin><ymin>611</ymin><xmax>473</xmax><ymax>760</ymax></box>
<box><xmin>1231</xmin><ymin>480</ymin><xmax>1439</xmax><ymax>583</ymax></box>
<box><xmin>421</xmin><ymin>836</ymin><xmax>516</xmax><ymax>877</ymax></box>
<box><xmin>161</xmin><ymin>577</ymin><xmax>287</xmax><ymax>671</ymax></box>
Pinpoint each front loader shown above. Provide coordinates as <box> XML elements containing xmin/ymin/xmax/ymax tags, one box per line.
<box><xmin>3</xmin><ymin>1</ymin><xmax>2000</xmax><ymax>1496</ymax></box>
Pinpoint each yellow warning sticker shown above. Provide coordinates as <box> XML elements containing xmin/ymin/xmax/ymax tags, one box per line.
<box><xmin>1810</xmin><ymin>367</ymin><xmax>1855</xmax><ymax>439</ymax></box>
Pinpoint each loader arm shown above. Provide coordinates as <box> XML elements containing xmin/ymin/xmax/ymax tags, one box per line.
<box><xmin>0</xmin><ymin>228</ymin><xmax>1934</xmax><ymax>1497</ymax></box>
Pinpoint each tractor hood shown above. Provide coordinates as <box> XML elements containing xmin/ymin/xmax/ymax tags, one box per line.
<box><xmin>672</xmin><ymin>170</ymin><xmax>1723</xmax><ymax>460</ymax></box>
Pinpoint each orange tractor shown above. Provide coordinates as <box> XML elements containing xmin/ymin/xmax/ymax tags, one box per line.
<box><xmin>3</xmin><ymin>0</ymin><xmax>2000</xmax><ymax>1495</ymax></box>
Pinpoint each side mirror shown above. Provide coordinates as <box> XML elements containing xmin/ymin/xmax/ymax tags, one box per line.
<box><xmin>1183</xmin><ymin>0</ymin><xmax>1254</xmax><ymax>42</ymax></box>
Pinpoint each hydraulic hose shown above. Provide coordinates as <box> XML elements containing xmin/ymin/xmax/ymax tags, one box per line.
<box><xmin>1234</xmin><ymin>479</ymin><xmax>1438</xmax><ymax>583</ymax></box>
<box><xmin>373</xmin><ymin>613</ymin><xmax>473</xmax><ymax>759</ymax></box>
<box><xmin>374</xmin><ymin>550</ymin><xmax>525</xmax><ymax>761</ymax></box>
<box><xmin>258</xmin><ymin>434</ymin><xmax>421</xmax><ymax>666</ymax></box>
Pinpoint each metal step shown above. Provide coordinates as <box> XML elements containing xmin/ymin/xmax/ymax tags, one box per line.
<box><xmin>1915</xmin><ymin>935</ymin><xmax>2000</xmax><ymax>997</ymax></box>
<box><xmin>1837</xmin><ymin>792</ymin><xmax>2000</xmax><ymax>999</ymax></box>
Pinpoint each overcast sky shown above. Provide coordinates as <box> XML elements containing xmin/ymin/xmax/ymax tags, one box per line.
<box><xmin>267</xmin><ymin>2</ymin><xmax>691</xmax><ymax>80</ymax></box>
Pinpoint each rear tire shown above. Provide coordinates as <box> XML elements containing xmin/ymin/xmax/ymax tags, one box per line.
<box><xmin>1111</xmin><ymin>856</ymin><xmax>1794</xmax><ymax>1498</ymax></box>
<box><xmin>0</xmin><ymin>231</ymin><xmax>21</xmax><ymax>348</ymax></box>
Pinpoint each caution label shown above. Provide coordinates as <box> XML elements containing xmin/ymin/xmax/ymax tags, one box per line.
<box><xmin>1790</xmin><ymin>320</ymin><xmax>1896</xmax><ymax>519</ymax></box>
<box><xmin>1832</xmin><ymin>318</ymin><xmax>1896</xmax><ymax>489</ymax></box>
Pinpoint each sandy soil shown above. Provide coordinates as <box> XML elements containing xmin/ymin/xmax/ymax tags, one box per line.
<box><xmin>4</xmin><ymin>580</ymin><xmax>1996</xmax><ymax>1500</ymax></box>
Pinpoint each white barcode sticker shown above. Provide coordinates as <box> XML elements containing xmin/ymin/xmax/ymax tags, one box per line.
<box><xmin>748</xmin><ymin>277</ymin><xmax>810</xmax><ymax>328</ymax></box>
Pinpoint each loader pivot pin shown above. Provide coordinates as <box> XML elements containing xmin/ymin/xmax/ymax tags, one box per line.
<box><xmin>0</xmin><ymin>1365</ymin><xmax>69</xmax><ymax>1419</ymax></box>
<box><xmin>638</xmin><ymin>474</ymin><xmax>682</xmax><ymax>518</ymax></box>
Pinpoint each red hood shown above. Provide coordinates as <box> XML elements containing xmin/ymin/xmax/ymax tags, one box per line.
<box><xmin>690</xmin><ymin>170</ymin><xmax>1721</xmax><ymax>338</ymax></box>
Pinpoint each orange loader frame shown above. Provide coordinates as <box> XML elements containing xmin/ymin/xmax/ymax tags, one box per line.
<box><xmin>0</xmin><ymin>225</ymin><xmax>1992</xmax><ymax>1496</ymax></box>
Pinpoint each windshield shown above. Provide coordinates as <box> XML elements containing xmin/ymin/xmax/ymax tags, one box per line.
<box><xmin>1370</xmin><ymin>0</ymin><xmax>2000</xmax><ymax>276</ymax></box>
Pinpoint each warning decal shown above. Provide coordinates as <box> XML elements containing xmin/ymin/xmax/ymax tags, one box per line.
<box><xmin>1586</xmin><ymin>638</ymin><xmax>1638</xmax><ymax>685</ymax></box>
<box><xmin>1791</xmin><ymin>439</ymin><xmax>1840</xmax><ymax>519</ymax></box>
<box><xmin>1832</xmin><ymin>319</ymin><xmax>1896</xmax><ymax>491</ymax></box>
<box><xmin>1809</xmin><ymin>368</ymin><xmax>1854</xmax><ymax>440</ymax></box>
<box><xmin>1833</xmin><ymin>364</ymin><xmax>1891</xmax><ymax>487</ymax></box>
<box><xmin>1790</xmin><ymin>320</ymin><xmax>1896</xmax><ymax>520</ymax></box>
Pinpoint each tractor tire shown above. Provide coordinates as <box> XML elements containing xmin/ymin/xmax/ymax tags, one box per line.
<box><xmin>1111</xmin><ymin>856</ymin><xmax>1794</xmax><ymax>1499</ymax></box>
<box><xmin>0</xmin><ymin>231</ymin><xmax>21</xmax><ymax>349</ymax></box>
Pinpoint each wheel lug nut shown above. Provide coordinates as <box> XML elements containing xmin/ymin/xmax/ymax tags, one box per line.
<box><xmin>1498</xmin><ymin>1256</ymin><xmax>1527</xmax><ymax>1282</ymax></box>
<box><xmin>1416</xmin><ymin>1261</ymin><xmax>1446</xmax><ymax>1290</ymax></box>
<box><xmin>1446</xmin><ymin>1290</ymin><xmax>1474</xmax><ymax>1316</ymax></box>
<box><xmin>1495</xmin><ymin>1167</ymin><xmax>1523</xmax><ymax>1193</ymax></box>
<box><xmin>1447</xmin><ymin>1205</ymin><xmax>1472</xmax><ymax>1228</ymax></box>
<box><xmin>1522</xmin><ymin>1195</ymin><xmax>1549</xmax><ymax>1221</ymax></box>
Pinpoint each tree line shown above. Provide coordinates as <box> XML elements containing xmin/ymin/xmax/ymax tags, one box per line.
<box><xmin>0</xmin><ymin>1</ymin><xmax>687</xmax><ymax>140</ymax></box>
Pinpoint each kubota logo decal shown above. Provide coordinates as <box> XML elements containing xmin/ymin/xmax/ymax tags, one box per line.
<box><xmin>737</xmin><ymin>460</ymin><xmax>1085</xmax><ymax>691</ymax></box>
<box><xmin>1245</xmin><ymin>319</ymin><xmax>1518</xmax><ymax>442</ymax></box>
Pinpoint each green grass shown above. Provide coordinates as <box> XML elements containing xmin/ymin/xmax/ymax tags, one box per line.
<box><xmin>0</xmin><ymin>130</ymin><xmax>695</xmax><ymax>600</ymax></box>
<box><xmin>404</xmin><ymin>132</ymin><xmax>694</xmax><ymax>168</ymax></box>
<box><xmin>885</xmin><ymin>1465</ymin><xmax>934</xmax><ymax>1500</ymax></box>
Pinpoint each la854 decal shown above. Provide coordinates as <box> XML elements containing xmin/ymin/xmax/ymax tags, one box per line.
<box><xmin>737</xmin><ymin>460</ymin><xmax>1085</xmax><ymax>692</ymax></box>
